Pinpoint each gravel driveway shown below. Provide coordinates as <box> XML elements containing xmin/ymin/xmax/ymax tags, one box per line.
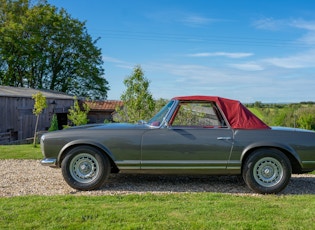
<box><xmin>1</xmin><ymin>160</ymin><xmax>315</xmax><ymax>197</ymax></box>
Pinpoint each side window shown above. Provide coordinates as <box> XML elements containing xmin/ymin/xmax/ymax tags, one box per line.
<box><xmin>171</xmin><ymin>102</ymin><xmax>225</xmax><ymax>127</ymax></box>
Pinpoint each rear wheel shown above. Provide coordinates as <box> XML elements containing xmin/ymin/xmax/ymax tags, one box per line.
<box><xmin>61</xmin><ymin>146</ymin><xmax>110</xmax><ymax>191</ymax></box>
<box><xmin>242</xmin><ymin>148</ymin><xmax>291</xmax><ymax>194</ymax></box>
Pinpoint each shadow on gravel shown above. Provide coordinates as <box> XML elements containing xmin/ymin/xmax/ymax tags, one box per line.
<box><xmin>93</xmin><ymin>174</ymin><xmax>315</xmax><ymax>195</ymax></box>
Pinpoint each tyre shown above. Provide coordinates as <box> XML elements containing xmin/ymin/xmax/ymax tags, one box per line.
<box><xmin>242</xmin><ymin>148</ymin><xmax>292</xmax><ymax>194</ymax></box>
<box><xmin>61</xmin><ymin>146</ymin><xmax>110</xmax><ymax>191</ymax></box>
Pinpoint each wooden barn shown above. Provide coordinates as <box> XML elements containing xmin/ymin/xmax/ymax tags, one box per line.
<box><xmin>0</xmin><ymin>86</ymin><xmax>74</xmax><ymax>144</ymax></box>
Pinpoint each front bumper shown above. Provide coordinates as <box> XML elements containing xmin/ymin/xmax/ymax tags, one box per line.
<box><xmin>40</xmin><ymin>158</ymin><xmax>57</xmax><ymax>167</ymax></box>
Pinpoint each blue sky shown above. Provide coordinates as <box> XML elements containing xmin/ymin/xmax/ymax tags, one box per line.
<box><xmin>48</xmin><ymin>0</ymin><xmax>315</xmax><ymax>102</ymax></box>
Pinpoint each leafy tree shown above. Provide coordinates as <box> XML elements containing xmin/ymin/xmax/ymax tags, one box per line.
<box><xmin>154</xmin><ymin>98</ymin><xmax>168</xmax><ymax>113</ymax></box>
<box><xmin>296</xmin><ymin>107</ymin><xmax>315</xmax><ymax>130</ymax></box>
<box><xmin>297</xmin><ymin>113</ymin><xmax>314</xmax><ymax>130</ymax></box>
<box><xmin>68</xmin><ymin>98</ymin><xmax>90</xmax><ymax>126</ymax></box>
<box><xmin>0</xmin><ymin>0</ymin><xmax>108</xmax><ymax>99</ymax></box>
<box><xmin>48</xmin><ymin>114</ymin><xmax>59</xmax><ymax>131</ymax></box>
<box><xmin>32</xmin><ymin>92</ymin><xmax>47</xmax><ymax>146</ymax></box>
<box><xmin>248</xmin><ymin>102</ymin><xmax>315</xmax><ymax>130</ymax></box>
<box><xmin>116</xmin><ymin>65</ymin><xmax>155</xmax><ymax>123</ymax></box>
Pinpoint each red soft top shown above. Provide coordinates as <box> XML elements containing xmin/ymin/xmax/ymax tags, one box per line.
<box><xmin>173</xmin><ymin>95</ymin><xmax>270</xmax><ymax>129</ymax></box>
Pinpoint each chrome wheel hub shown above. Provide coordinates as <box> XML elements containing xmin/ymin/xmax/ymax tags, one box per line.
<box><xmin>253</xmin><ymin>157</ymin><xmax>283</xmax><ymax>187</ymax></box>
<box><xmin>69</xmin><ymin>153</ymin><xmax>99</xmax><ymax>183</ymax></box>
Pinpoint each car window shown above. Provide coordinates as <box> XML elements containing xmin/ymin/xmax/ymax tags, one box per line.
<box><xmin>171</xmin><ymin>102</ymin><xmax>226</xmax><ymax>128</ymax></box>
<box><xmin>147</xmin><ymin>100</ymin><xmax>175</xmax><ymax>126</ymax></box>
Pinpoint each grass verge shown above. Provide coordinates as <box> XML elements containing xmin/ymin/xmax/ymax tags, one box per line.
<box><xmin>1</xmin><ymin>193</ymin><xmax>315</xmax><ymax>229</ymax></box>
<box><xmin>0</xmin><ymin>144</ymin><xmax>42</xmax><ymax>159</ymax></box>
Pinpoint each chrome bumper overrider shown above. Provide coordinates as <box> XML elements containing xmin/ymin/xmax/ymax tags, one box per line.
<box><xmin>40</xmin><ymin>158</ymin><xmax>57</xmax><ymax>167</ymax></box>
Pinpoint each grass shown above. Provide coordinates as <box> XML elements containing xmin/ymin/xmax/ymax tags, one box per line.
<box><xmin>248</xmin><ymin>107</ymin><xmax>264</xmax><ymax>120</ymax></box>
<box><xmin>1</xmin><ymin>144</ymin><xmax>315</xmax><ymax>229</ymax></box>
<box><xmin>1</xmin><ymin>194</ymin><xmax>315</xmax><ymax>229</ymax></box>
<box><xmin>0</xmin><ymin>144</ymin><xmax>42</xmax><ymax>159</ymax></box>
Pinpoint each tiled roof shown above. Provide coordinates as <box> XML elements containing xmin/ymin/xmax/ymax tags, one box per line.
<box><xmin>85</xmin><ymin>100</ymin><xmax>124</xmax><ymax>111</ymax></box>
<box><xmin>0</xmin><ymin>86</ymin><xmax>74</xmax><ymax>99</ymax></box>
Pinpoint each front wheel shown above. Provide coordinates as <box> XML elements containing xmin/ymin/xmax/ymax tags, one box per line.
<box><xmin>61</xmin><ymin>146</ymin><xmax>110</xmax><ymax>191</ymax></box>
<box><xmin>242</xmin><ymin>148</ymin><xmax>292</xmax><ymax>194</ymax></box>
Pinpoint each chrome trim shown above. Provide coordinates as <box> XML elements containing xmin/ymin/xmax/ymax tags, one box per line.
<box><xmin>217</xmin><ymin>136</ymin><xmax>232</xmax><ymax>140</ymax></box>
<box><xmin>40</xmin><ymin>158</ymin><xmax>57</xmax><ymax>167</ymax></box>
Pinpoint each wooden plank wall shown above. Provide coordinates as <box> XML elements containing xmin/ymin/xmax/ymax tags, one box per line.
<box><xmin>0</xmin><ymin>97</ymin><xmax>73</xmax><ymax>142</ymax></box>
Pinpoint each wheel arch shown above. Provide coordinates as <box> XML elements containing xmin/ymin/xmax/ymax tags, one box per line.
<box><xmin>241</xmin><ymin>143</ymin><xmax>303</xmax><ymax>174</ymax></box>
<box><xmin>57</xmin><ymin>140</ymin><xmax>119</xmax><ymax>173</ymax></box>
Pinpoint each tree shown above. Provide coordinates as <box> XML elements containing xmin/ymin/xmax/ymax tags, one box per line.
<box><xmin>48</xmin><ymin>114</ymin><xmax>59</xmax><ymax>131</ymax></box>
<box><xmin>296</xmin><ymin>107</ymin><xmax>315</xmax><ymax>130</ymax></box>
<box><xmin>68</xmin><ymin>98</ymin><xmax>90</xmax><ymax>126</ymax></box>
<box><xmin>0</xmin><ymin>0</ymin><xmax>109</xmax><ymax>99</ymax></box>
<box><xmin>116</xmin><ymin>65</ymin><xmax>155</xmax><ymax>123</ymax></box>
<box><xmin>32</xmin><ymin>92</ymin><xmax>47</xmax><ymax>146</ymax></box>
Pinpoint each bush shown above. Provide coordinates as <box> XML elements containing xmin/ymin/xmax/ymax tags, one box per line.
<box><xmin>48</xmin><ymin>114</ymin><xmax>59</xmax><ymax>131</ymax></box>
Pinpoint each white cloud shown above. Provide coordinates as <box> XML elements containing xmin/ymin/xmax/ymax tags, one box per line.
<box><xmin>253</xmin><ymin>18</ymin><xmax>315</xmax><ymax>46</ymax></box>
<box><xmin>290</xmin><ymin>19</ymin><xmax>315</xmax><ymax>31</ymax></box>
<box><xmin>229</xmin><ymin>62</ymin><xmax>264</xmax><ymax>71</ymax></box>
<box><xmin>297</xmin><ymin>31</ymin><xmax>315</xmax><ymax>45</ymax></box>
<box><xmin>102</xmin><ymin>56</ymin><xmax>125</xmax><ymax>64</ymax></box>
<box><xmin>289</xmin><ymin>19</ymin><xmax>315</xmax><ymax>45</ymax></box>
<box><xmin>263</xmin><ymin>50</ymin><xmax>315</xmax><ymax>69</ymax></box>
<box><xmin>181</xmin><ymin>15</ymin><xmax>214</xmax><ymax>27</ymax></box>
<box><xmin>188</xmin><ymin>52</ymin><xmax>253</xmax><ymax>58</ymax></box>
<box><xmin>252</xmin><ymin>17</ymin><xmax>286</xmax><ymax>30</ymax></box>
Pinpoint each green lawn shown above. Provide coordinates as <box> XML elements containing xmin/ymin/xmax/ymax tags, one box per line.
<box><xmin>0</xmin><ymin>144</ymin><xmax>42</xmax><ymax>159</ymax></box>
<box><xmin>1</xmin><ymin>145</ymin><xmax>315</xmax><ymax>229</ymax></box>
<box><xmin>1</xmin><ymin>194</ymin><xmax>315</xmax><ymax>229</ymax></box>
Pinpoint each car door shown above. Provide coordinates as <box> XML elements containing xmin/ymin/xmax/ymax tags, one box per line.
<box><xmin>141</xmin><ymin>128</ymin><xmax>233</xmax><ymax>173</ymax></box>
<box><xmin>140</xmin><ymin>101</ymin><xmax>234</xmax><ymax>173</ymax></box>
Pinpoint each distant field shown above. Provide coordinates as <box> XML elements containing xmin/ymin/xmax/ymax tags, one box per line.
<box><xmin>248</xmin><ymin>107</ymin><xmax>264</xmax><ymax>120</ymax></box>
<box><xmin>247</xmin><ymin>103</ymin><xmax>315</xmax><ymax>130</ymax></box>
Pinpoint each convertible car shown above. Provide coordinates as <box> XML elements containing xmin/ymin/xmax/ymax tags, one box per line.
<box><xmin>40</xmin><ymin>96</ymin><xmax>315</xmax><ymax>194</ymax></box>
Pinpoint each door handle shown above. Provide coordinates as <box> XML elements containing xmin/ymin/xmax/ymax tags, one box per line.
<box><xmin>217</xmin><ymin>137</ymin><xmax>232</xmax><ymax>140</ymax></box>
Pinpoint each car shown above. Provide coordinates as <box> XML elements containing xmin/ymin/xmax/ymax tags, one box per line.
<box><xmin>40</xmin><ymin>95</ymin><xmax>315</xmax><ymax>194</ymax></box>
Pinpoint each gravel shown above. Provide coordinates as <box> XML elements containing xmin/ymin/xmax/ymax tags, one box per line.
<box><xmin>1</xmin><ymin>160</ymin><xmax>315</xmax><ymax>197</ymax></box>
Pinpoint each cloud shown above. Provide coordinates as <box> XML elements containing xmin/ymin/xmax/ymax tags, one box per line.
<box><xmin>102</xmin><ymin>56</ymin><xmax>125</xmax><ymax>64</ymax></box>
<box><xmin>253</xmin><ymin>18</ymin><xmax>315</xmax><ymax>46</ymax></box>
<box><xmin>103</xmin><ymin>56</ymin><xmax>135</xmax><ymax>70</ymax></box>
<box><xmin>180</xmin><ymin>15</ymin><xmax>215</xmax><ymax>27</ymax></box>
<box><xmin>290</xmin><ymin>19</ymin><xmax>315</xmax><ymax>45</ymax></box>
<box><xmin>147</xmin><ymin>61</ymin><xmax>315</xmax><ymax>102</ymax></box>
<box><xmin>297</xmin><ymin>31</ymin><xmax>315</xmax><ymax>45</ymax></box>
<box><xmin>188</xmin><ymin>52</ymin><xmax>253</xmax><ymax>58</ymax></box>
<box><xmin>290</xmin><ymin>19</ymin><xmax>315</xmax><ymax>31</ymax></box>
<box><xmin>229</xmin><ymin>62</ymin><xmax>264</xmax><ymax>71</ymax></box>
<box><xmin>146</xmin><ymin>10</ymin><xmax>217</xmax><ymax>28</ymax></box>
<box><xmin>252</xmin><ymin>17</ymin><xmax>286</xmax><ymax>30</ymax></box>
<box><xmin>263</xmin><ymin>49</ymin><xmax>315</xmax><ymax>68</ymax></box>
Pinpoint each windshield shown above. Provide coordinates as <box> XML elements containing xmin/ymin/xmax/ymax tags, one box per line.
<box><xmin>147</xmin><ymin>100</ymin><xmax>175</xmax><ymax>126</ymax></box>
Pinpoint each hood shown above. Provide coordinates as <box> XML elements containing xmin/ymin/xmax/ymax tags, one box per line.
<box><xmin>65</xmin><ymin>122</ymin><xmax>148</xmax><ymax>130</ymax></box>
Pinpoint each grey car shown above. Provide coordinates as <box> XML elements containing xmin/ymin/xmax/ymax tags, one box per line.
<box><xmin>40</xmin><ymin>96</ymin><xmax>315</xmax><ymax>194</ymax></box>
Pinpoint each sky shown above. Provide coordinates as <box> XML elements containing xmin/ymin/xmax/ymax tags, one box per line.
<box><xmin>47</xmin><ymin>0</ymin><xmax>315</xmax><ymax>103</ymax></box>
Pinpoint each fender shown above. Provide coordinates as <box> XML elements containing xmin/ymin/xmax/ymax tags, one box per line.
<box><xmin>241</xmin><ymin>141</ymin><xmax>302</xmax><ymax>167</ymax></box>
<box><xmin>57</xmin><ymin>139</ymin><xmax>116</xmax><ymax>167</ymax></box>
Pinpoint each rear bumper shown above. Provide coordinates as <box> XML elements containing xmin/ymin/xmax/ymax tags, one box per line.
<box><xmin>40</xmin><ymin>158</ymin><xmax>57</xmax><ymax>167</ymax></box>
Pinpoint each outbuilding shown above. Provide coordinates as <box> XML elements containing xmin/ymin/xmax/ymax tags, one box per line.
<box><xmin>0</xmin><ymin>86</ymin><xmax>74</xmax><ymax>144</ymax></box>
<box><xmin>85</xmin><ymin>100</ymin><xmax>123</xmax><ymax>123</ymax></box>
